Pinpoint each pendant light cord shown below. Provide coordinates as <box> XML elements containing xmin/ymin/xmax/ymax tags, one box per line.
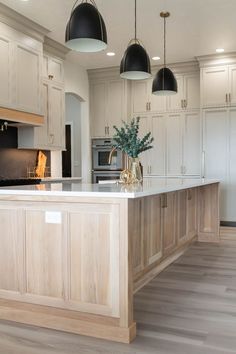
<box><xmin>135</xmin><ymin>0</ymin><xmax>137</xmax><ymax>41</ymax></box>
<box><xmin>164</xmin><ymin>16</ymin><xmax>166</xmax><ymax>68</ymax></box>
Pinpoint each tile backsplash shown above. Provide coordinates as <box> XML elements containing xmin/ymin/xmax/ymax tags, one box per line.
<box><xmin>0</xmin><ymin>149</ymin><xmax>51</xmax><ymax>179</ymax></box>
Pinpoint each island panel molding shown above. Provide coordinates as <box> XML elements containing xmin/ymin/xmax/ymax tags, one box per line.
<box><xmin>0</xmin><ymin>180</ymin><xmax>219</xmax><ymax>343</ymax></box>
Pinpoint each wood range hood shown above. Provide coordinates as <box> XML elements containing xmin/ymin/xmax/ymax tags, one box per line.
<box><xmin>0</xmin><ymin>106</ymin><xmax>44</xmax><ymax>127</ymax></box>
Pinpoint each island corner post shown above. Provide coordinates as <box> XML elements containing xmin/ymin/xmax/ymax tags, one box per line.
<box><xmin>0</xmin><ymin>181</ymin><xmax>219</xmax><ymax>343</ymax></box>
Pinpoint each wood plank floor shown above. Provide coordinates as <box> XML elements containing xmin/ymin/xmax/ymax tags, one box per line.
<box><xmin>1</xmin><ymin>238</ymin><xmax>236</xmax><ymax>354</ymax></box>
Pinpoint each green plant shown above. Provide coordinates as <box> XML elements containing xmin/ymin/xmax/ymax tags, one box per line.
<box><xmin>112</xmin><ymin>117</ymin><xmax>154</xmax><ymax>158</ymax></box>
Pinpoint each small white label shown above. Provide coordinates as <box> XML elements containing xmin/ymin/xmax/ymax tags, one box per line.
<box><xmin>45</xmin><ymin>211</ymin><xmax>62</xmax><ymax>224</ymax></box>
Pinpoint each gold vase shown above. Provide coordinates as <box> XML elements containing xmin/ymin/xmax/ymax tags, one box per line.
<box><xmin>129</xmin><ymin>157</ymin><xmax>143</xmax><ymax>183</ymax></box>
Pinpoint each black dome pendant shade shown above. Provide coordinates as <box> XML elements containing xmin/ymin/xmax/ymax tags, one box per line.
<box><xmin>152</xmin><ymin>12</ymin><xmax>177</xmax><ymax>95</ymax></box>
<box><xmin>65</xmin><ymin>1</ymin><xmax>107</xmax><ymax>52</ymax></box>
<box><xmin>152</xmin><ymin>67</ymin><xmax>177</xmax><ymax>95</ymax></box>
<box><xmin>120</xmin><ymin>0</ymin><xmax>151</xmax><ymax>80</ymax></box>
<box><xmin>120</xmin><ymin>42</ymin><xmax>151</xmax><ymax>80</ymax></box>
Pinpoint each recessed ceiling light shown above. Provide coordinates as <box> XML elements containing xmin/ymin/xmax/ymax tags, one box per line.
<box><xmin>107</xmin><ymin>52</ymin><xmax>115</xmax><ymax>56</ymax></box>
<box><xmin>216</xmin><ymin>48</ymin><xmax>224</xmax><ymax>53</ymax></box>
<box><xmin>152</xmin><ymin>56</ymin><xmax>161</xmax><ymax>61</ymax></box>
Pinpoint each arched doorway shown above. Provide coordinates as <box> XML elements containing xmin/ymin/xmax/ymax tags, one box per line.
<box><xmin>62</xmin><ymin>93</ymin><xmax>82</xmax><ymax>177</ymax></box>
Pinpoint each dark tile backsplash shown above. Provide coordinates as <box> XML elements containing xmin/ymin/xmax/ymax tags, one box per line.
<box><xmin>0</xmin><ymin>149</ymin><xmax>51</xmax><ymax>179</ymax></box>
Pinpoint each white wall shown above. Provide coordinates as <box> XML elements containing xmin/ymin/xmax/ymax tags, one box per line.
<box><xmin>65</xmin><ymin>93</ymin><xmax>81</xmax><ymax>177</ymax></box>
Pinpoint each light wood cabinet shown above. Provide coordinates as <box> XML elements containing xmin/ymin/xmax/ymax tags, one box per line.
<box><xmin>163</xmin><ymin>192</ymin><xmax>177</xmax><ymax>256</ymax></box>
<box><xmin>187</xmin><ymin>188</ymin><xmax>197</xmax><ymax>239</ymax></box>
<box><xmin>177</xmin><ymin>190</ymin><xmax>188</xmax><ymax>245</ymax></box>
<box><xmin>90</xmin><ymin>79</ymin><xmax>126</xmax><ymax>137</ymax></box>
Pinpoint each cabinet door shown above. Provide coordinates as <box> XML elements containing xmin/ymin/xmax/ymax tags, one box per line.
<box><xmin>203</xmin><ymin>109</ymin><xmax>228</xmax><ymax>220</ymax></box>
<box><xmin>34</xmin><ymin>82</ymin><xmax>50</xmax><ymax>147</ymax></box>
<box><xmin>131</xmin><ymin>80</ymin><xmax>149</xmax><ymax>114</ymax></box>
<box><xmin>229</xmin><ymin>65</ymin><xmax>236</xmax><ymax>106</ymax></box>
<box><xmin>149</xmin><ymin>114</ymin><xmax>166</xmax><ymax>175</ymax></box>
<box><xmin>48</xmin><ymin>57</ymin><xmax>64</xmax><ymax>83</ymax></box>
<box><xmin>167</xmin><ymin>75</ymin><xmax>184</xmax><ymax>111</ymax></box>
<box><xmin>138</xmin><ymin>116</ymin><xmax>150</xmax><ymax>175</ymax></box>
<box><xmin>90</xmin><ymin>81</ymin><xmax>107</xmax><ymax>137</ymax></box>
<box><xmin>144</xmin><ymin>195</ymin><xmax>162</xmax><ymax>266</ymax></box>
<box><xmin>15</xmin><ymin>43</ymin><xmax>42</xmax><ymax>114</ymax></box>
<box><xmin>166</xmin><ymin>113</ymin><xmax>183</xmax><ymax>176</ymax></box>
<box><xmin>149</xmin><ymin>80</ymin><xmax>167</xmax><ymax>112</ymax></box>
<box><xmin>0</xmin><ymin>36</ymin><xmax>12</xmax><ymax>107</ymax></box>
<box><xmin>202</xmin><ymin>66</ymin><xmax>228</xmax><ymax>108</ymax></box>
<box><xmin>49</xmin><ymin>84</ymin><xmax>65</xmax><ymax>149</ymax></box>
<box><xmin>177</xmin><ymin>190</ymin><xmax>188</xmax><ymax>245</ymax></box>
<box><xmin>163</xmin><ymin>192</ymin><xmax>177</xmax><ymax>256</ymax></box>
<box><xmin>183</xmin><ymin>111</ymin><xmax>200</xmax><ymax>175</ymax></box>
<box><xmin>227</xmin><ymin>108</ymin><xmax>236</xmax><ymax>221</ymax></box>
<box><xmin>107</xmin><ymin>80</ymin><xmax>125</xmax><ymax>136</ymax></box>
<box><xmin>187</xmin><ymin>188</ymin><xmax>197</xmax><ymax>239</ymax></box>
<box><xmin>184</xmin><ymin>74</ymin><xmax>200</xmax><ymax>110</ymax></box>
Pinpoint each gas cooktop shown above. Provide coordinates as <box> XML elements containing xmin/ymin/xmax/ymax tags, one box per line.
<box><xmin>0</xmin><ymin>178</ymin><xmax>41</xmax><ymax>187</ymax></box>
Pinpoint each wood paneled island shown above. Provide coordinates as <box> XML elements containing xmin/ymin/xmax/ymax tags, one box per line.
<box><xmin>0</xmin><ymin>178</ymin><xmax>219</xmax><ymax>343</ymax></box>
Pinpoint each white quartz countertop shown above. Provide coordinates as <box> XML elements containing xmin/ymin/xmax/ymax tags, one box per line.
<box><xmin>0</xmin><ymin>178</ymin><xmax>220</xmax><ymax>199</ymax></box>
<box><xmin>41</xmin><ymin>177</ymin><xmax>82</xmax><ymax>183</ymax></box>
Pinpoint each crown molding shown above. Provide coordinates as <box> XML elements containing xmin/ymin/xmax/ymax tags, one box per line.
<box><xmin>44</xmin><ymin>37</ymin><xmax>70</xmax><ymax>60</ymax></box>
<box><xmin>196</xmin><ymin>52</ymin><xmax>236</xmax><ymax>68</ymax></box>
<box><xmin>88</xmin><ymin>60</ymin><xmax>199</xmax><ymax>81</ymax></box>
<box><xmin>0</xmin><ymin>3</ymin><xmax>49</xmax><ymax>42</ymax></box>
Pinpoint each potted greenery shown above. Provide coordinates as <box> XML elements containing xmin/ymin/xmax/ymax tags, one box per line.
<box><xmin>112</xmin><ymin>117</ymin><xmax>154</xmax><ymax>182</ymax></box>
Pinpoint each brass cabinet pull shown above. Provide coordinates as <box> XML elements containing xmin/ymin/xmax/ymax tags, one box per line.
<box><xmin>185</xmin><ymin>99</ymin><xmax>187</xmax><ymax>108</ymax></box>
<box><xmin>146</xmin><ymin>102</ymin><xmax>149</xmax><ymax>111</ymax></box>
<box><xmin>48</xmin><ymin>74</ymin><xmax>54</xmax><ymax>80</ymax></box>
<box><xmin>181</xmin><ymin>99</ymin><xmax>183</xmax><ymax>109</ymax></box>
<box><xmin>229</xmin><ymin>93</ymin><xmax>231</xmax><ymax>104</ymax></box>
<box><xmin>226</xmin><ymin>93</ymin><xmax>228</xmax><ymax>103</ymax></box>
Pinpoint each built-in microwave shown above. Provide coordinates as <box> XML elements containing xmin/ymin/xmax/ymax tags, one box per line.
<box><xmin>92</xmin><ymin>138</ymin><xmax>124</xmax><ymax>171</ymax></box>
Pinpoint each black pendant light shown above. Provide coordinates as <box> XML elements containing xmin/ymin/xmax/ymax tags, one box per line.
<box><xmin>120</xmin><ymin>0</ymin><xmax>151</xmax><ymax>80</ymax></box>
<box><xmin>152</xmin><ymin>12</ymin><xmax>177</xmax><ymax>95</ymax></box>
<box><xmin>65</xmin><ymin>0</ymin><xmax>107</xmax><ymax>52</ymax></box>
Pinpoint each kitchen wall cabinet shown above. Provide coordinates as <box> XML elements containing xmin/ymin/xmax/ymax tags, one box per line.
<box><xmin>131</xmin><ymin>72</ymin><xmax>199</xmax><ymax>115</ymax></box>
<box><xmin>18</xmin><ymin>79</ymin><xmax>65</xmax><ymax>150</ymax></box>
<box><xmin>90</xmin><ymin>78</ymin><xmax>127</xmax><ymax>137</ymax></box>
<box><xmin>43</xmin><ymin>54</ymin><xmax>64</xmax><ymax>84</ymax></box>
<box><xmin>0</xmin><ymin>23</ymin><xmax>43</xmax><ymax>116</ymax></box>
<box><xmin>139</xmin><ymin>111</ymin><xmax>200</xmax><ymax>177</ymax></box>
<box><xmin>201</xmin><ymin>65</ymin><xmax>236</xmax><ymax>108</ymax></box>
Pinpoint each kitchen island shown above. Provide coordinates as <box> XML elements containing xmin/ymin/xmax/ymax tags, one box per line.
<box><xmin>0</xmin><ymin>178</ymin><xmax>220</xmax><ymax>343</ymax></box>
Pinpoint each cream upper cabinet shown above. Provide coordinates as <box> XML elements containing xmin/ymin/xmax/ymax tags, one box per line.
<box><xmin>131</xmin><ymin>80</ymin><xmax>150</xmax><ymax>114</ymax></box>
<box><xmin>149</xmin><ymin>114</ymin><xmax>166</xmax><ymax>175</ymax></box>
<box><xmin>107</xmin><ymin>80</ymin><xmax>126</xmax><ymax>136</ymax></box>
<box><xmin>167</xmin><ymin>73</ymin><xmax>200</xmax><ymax>111</ymax></box>
<box><xmin>167</xmin><ymin>75</ymin><xmax>184</xmax><ymax>111</ymax></box>
<box><xmin>131</xmin><ymin>79</ymin><xmax>167</xmax><ymax>114</ymax></box>
<box><xmin>90</xmin><ymin>81</ymin><xmax>107</xmax><ymax>138</ymax></box>
<box><xmin>48</xmin><ymin>83</ymin><xmax>65</xmax><ymax>149</ymax></box>
<box><xmin>0</xmin><ymin>23</ymin><xmax>43</xmax><ymax>115</ymax></box>
<box><xmin>228</xmin><ymin>65</ymin><xmax>236</xmax><ymax>106</ymax></box>
<box><xmin>90</xmin><ymin>78</ymin><xmax>126</xmax><ymax>138</ymax></box>
<box><xmin>182</xmin><ymin>111</ymin><xmax>201</xmax><ymax>175</ymax></box>
<box><xmin>201</xmin><ymin>66</ymin><xmax>228</xmax><ymax>108</ymax></box>
<box><xmin>0</xmin><ymin>35</ymin><xmax>13</xmax><ymax>108</ymax></box>
<box><xmin>166</xmin><ymin>113</ymin><xmax>183</xmax><ymax>176</ymax></box>
<box><xmin>138</xmin><ymin>115</ymin><xmax>150</xmax><ymax>175</ymax></box>
<box><xmin>15</xmin><ymin>43</ymin><xmax>42</xmax><ymax>115</ymax></box>
<box><xmin>43</xmin><ymin>54</ymin><xmax>64</xmax><ymax>83</ymax></box>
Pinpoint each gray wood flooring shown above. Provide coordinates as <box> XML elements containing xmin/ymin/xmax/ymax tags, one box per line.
<box><xmin>1</xmin><ymin>238</ymin><xmax>236</xmax><ymax>354</ymax></box>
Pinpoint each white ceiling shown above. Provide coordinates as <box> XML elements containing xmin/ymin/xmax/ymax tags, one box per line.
<box><xmin>1</xmin><ymin>0</ymin><xmax>236</xmax><ymax>69</ymax></box>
